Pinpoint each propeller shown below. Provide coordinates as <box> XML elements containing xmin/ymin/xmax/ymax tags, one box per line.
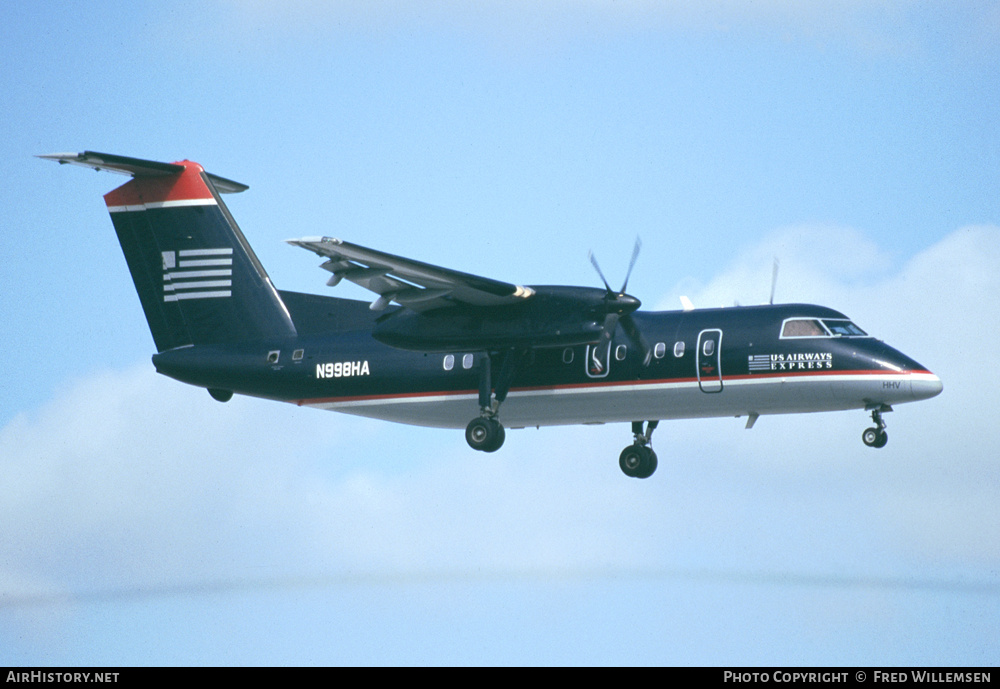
<box><xmin>588</xmin><ymin>237</ymin><xmax>651</xmax><ymax>366</ymax></box>
<box><xmin>589</xmin><ymin>236</ymin><xmax>641</xmax><ymax>296</ymax></box>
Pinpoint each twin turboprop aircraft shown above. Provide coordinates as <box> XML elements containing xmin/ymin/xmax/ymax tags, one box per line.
<box><xmin>42</xmin><ymin>151</ymin><xmax>943</xmax><ymax>478</ymax></box>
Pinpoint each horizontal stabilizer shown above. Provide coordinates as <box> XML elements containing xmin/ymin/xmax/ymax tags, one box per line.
<box><xmin>38</xmin><ymin>151</ymin><xmax>248</xmax><ymax>193</ymax></box>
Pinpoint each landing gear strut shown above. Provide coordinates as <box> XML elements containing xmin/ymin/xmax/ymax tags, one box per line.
<box><xmin>619</xmin><ymin>420</ymin><xmax>659</xmax><ymax>479</ymax></box>
<box><xmin>862</xmin><ymin>405</ymin><xmax>890</xmax><ymax>448</ymax></box>
<box><xmin>465</xmin><ymin>349</ymin><xmax>524</xmax><ymax>453</ymax></box>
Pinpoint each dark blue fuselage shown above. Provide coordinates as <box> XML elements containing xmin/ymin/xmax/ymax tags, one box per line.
<box><xmin>152</xmin><ymin>294</ymin><xmax>940</xmax><ymax>429</ymax></box>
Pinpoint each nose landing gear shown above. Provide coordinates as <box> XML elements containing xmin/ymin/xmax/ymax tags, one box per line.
<box><xmin>619</xmin><ymin>420</ymin><xmax>659</xmax><ymax>478</ymax></box>
<box><xmin>862</xmin><ymin>404</ymin><xmax>891</xmax><ymax>448</ymax></box>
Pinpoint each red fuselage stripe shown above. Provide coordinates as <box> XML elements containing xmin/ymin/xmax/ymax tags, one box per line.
<box><xmin>292</xmin><ymin>369</ymin><xmax>934</xmax><ymax>406</ymax></box>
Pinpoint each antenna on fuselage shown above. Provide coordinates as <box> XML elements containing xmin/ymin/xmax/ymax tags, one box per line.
<box><xmin>769</xmin><ymin>257</ymin><xmax>780</xmax><ymax>305</ymax></box>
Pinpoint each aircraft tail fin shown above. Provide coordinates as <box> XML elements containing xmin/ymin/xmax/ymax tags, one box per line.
<box><xmin>42</xmin><ymin>152</ymin><xmax>296</xmax><ymax>351</ymax></box>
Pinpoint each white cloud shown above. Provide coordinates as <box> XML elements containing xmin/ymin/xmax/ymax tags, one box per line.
<box><xmin>0</xmin><ymin>367</ymin><xmax>365</xmax><ymax>592</ymax></box>
<box><xmin>657</xmin><ymin>223</ymin><xmax>893</xmax><ymax>311</ymax></box>
<box><xmin>0</xmin><ymin>365</ymin><xmax>662</xmax><ymax>600</ymax></box>
<box><xmin>660</xmin><ymin>224</ymin><xmax>1000</xmax><ymax>565</ymax></box>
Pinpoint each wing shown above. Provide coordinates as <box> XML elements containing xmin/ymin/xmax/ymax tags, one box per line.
<box><xmin>286</xmin><ymin>236</ymin><xmax>535</xmax><ymax>312</ymax></box>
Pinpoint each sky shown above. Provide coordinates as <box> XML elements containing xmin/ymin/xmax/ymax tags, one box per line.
<box><xmin>1</xmin><ymin>0</ymin><xmax>999</xmax><ymax>666</ymax></box>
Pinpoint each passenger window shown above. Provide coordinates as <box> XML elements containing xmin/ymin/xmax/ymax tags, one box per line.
<box><xmin>654</xmin><ymin>342</ymin><xmax>666</xmax><ymax>359</ymax></box>
<box><xmin>702</xmin><ymin>340</ymin><xmax>715</xmax><ymax>357</ymax></box>
<box><xmin>673</xmin><ymin>341</ymin><xmax>685</xmax><ymax>358</ymax></box>
<box><xmin>443</xmin><ymin>354</ymin><xmax>455</xmax><ymax>371</ymax></box>
<box><xmin>462</xmin><ymin>353</ymin><xmax>474</xmax><ymax>369</ymax></box>
<box><xmin>562</xmin><ymin>348</ymin><xmax>574</xmax><ymax>364</ymax></box>
<box><xmin>615</xmin><ymin>344</ymin><xmax>627</xmax><ymax>361</ymax></box>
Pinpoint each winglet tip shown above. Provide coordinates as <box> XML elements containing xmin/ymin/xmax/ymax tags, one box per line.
<box><xmin>286</xmin><ymin>236</ymin><xmax>337</xmax><ymax>245</ymax></box>
<box><xmin>37</xmin><ymin>152</ymin><xmax>84</xmax><ymax>165</ymax></box>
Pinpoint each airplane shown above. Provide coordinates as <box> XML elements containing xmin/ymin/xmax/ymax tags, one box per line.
<box><xmin>41</xmin><ymin>151</ymin><xmax>943</xmax><ymax>478</ymax></box>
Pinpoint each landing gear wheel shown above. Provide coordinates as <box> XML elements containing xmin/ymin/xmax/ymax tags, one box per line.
<box><xmin>862</xmin><ymin>427</ymin><xmax>888</xmax><ymax>448</ymax></box>
<box><xmin>619</xmin><ymin>444</ymin><xmax>657</xmax><ymax>479</ymax></box>
<box><xmin>642</xmin><ymin>449</ymin><xmax>658</xmax><ymax>478</ymax></box>
<box><xmin>466</xmin><ymin>417</ymin><xmax>505</xmax><ymax>453</ymax></box>
<box><xmin>490</xmin><ymin>423</ymin><xmax>506</xmax><ymax>452</ymax></box>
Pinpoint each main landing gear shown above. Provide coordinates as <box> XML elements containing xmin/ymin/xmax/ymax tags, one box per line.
<box><xmin>862</xmin><ymin>404</ymin><xmax>891</xmax><ymax>448</ymax></box>
<box><xmin>465</xmin><ymin>350</ymin><xmax>524</xmax><ymax>454</ymax></box>
<box><xmin>619</xmin><ymin>420</ymin><xmax>659</xmax><ymax>479</ymax></box>
<box><xmin>465</xmin><ymin>416</ymin><xmax>505</xmax><ymax>453</ymax></box>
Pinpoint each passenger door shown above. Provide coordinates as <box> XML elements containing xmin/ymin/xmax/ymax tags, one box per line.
<box><xmin>585</xmin><ymin>342</ymin><xmax>611</xmax><ymax>378</ymax></box>
<box><xmin>696</xmin><ymin>329</ymin><xmax>723</xmax><ymax>393</ymax></box>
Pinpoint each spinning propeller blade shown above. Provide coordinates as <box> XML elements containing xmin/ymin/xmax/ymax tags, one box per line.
<box><xmin>621</xmin><ymin>236</ymin><xmax>642</xmax><ymax>294</ymax></box>
<box><xmin>588</xmin><ymin>251</ymin><xmax>613</xmax><ymax>294</ymax></box>
<box><xmin>589</xmin><ymin>237</ymin><xmax>643</xmax><ymax>297</ymax></box>
<box><xmin>587</xmin><ymin>237</ymin><xmax>650</xmax><ymax>365</ymax></box>
<box><xmin>621</xmin><ymin>311</ymin><xmax>653</xmax><ymax>366</ymax></box>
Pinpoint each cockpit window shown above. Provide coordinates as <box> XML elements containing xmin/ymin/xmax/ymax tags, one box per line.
<box><xmin>822</xmin><ymin>319</ymin><xmax>868</xmax><ymax>337</ymax></box>
<box><xmin>781</xmin><ymin>317</ymin><xmax>869</xmax><ymax>338</ymax></box>
<box><xmin>781</xmin><ymin>319</ymin><xmax>829</xmax><ymax>338</ymax></box>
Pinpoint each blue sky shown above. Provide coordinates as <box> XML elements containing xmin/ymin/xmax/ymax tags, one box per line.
<box><xmin>2</xmin><ymin>1</ymin><xmax>998</xmax><ymax>666</ymax></box>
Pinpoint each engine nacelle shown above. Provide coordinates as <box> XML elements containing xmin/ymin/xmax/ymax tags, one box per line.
<box><xmin>372</xmin><ymin>286</ymin><xmax>623</xmax><ymax>352</ymax></box>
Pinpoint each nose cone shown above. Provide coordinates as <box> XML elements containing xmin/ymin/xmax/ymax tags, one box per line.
<box><xmin>910</xmin><ymin>371</ymin><xmax>943</xmax><ymax>402</ymax></box>
<box><xmin>862</xmin><ymin>340</ymin><xmax>942</xmax><ymax>404</ymax></box>
<box><xmin>834</xmin><ymin>345</ymin><xmax>943</xmax><ymax>407</ymax></box>
<box><xmin>614</xmin><ymin>293</ymin><xmax>642</xmax><ymax>314</ymax></box>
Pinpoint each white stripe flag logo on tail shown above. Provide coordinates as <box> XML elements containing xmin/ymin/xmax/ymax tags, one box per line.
<box><xmin>162</xmin><ymin>248</ymin><xmax>233</xmax><ymax>302</ymax></box>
